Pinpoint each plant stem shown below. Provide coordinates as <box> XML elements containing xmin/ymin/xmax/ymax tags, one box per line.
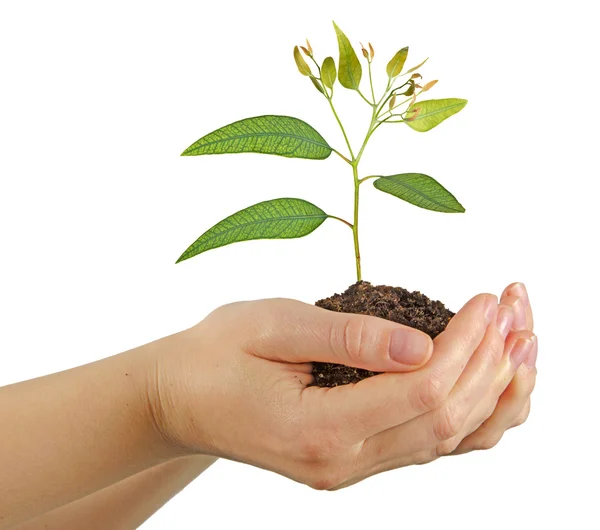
<box><xmin>326</xmin><ymin>98</ymin><xmax>355</xmax><ymax>159</ymax></box>
<box><xmin>326</xmin><ymin>75</ymin><xmax>399</xmax><ymax>282</ymax></box>
<box><xmin>351</xmin><ymin>162</ymin><xmax>362</xmax><ymax>282</ymax></box>
<box><xmin>357</xmin><ymin>175</ymin><xmax>379</xmax><ymax>184</ymax></box>
<box><xmin>367</xmin><ymin>61</ymin><xmax>376</xmax><ymax>104</ymax></box>
<box><xmin>349</xmin><ymin>103</ymin><xmax>384</xmax><ymax>281</ymax></box>
<box><xmin>332</xmin><ymin>149</ymin><xmax>352</xmax><ymax>164</ymax></box>
<box><xmin>357</xmin><ymin>88</ymin><xmax>375</xmax><ymax>106</ymax></box>
<box><xmin>329</xmin><ymin>215</ymin><xmax>354</xmax><ymax>229</ymax></box>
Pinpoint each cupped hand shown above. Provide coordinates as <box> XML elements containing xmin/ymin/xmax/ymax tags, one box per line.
<box><xmin>146</xmin><ymin>288</ymin><xmax>533</xmax><ymax>490</ymax></box>
<box><xmin>449</xmin><ymin>282</ymin><xmax>537</xmax><ymax>455</ymax></box>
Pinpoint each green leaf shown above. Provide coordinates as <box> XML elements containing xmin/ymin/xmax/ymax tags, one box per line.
<box><xmin>333</xmin><ymin>21</ymin><xmax>362</xmax><ymax>90</ymax></box>
<box><xmin>373</xmin><ymin>173</ymin><xmax>465</xmax><ymax>213</ymax></box>
<box><xmin>294</xmin><ymin>45</ymin><xmax>312</xmax><ymax>76</ymax></box>
<box><xmin>181</xmin><ymin>115</ymin><xmax>332</xmax><ymax>159</ymax></box>
<box><xmin>310</xmin><ymin>76</ymin><xmax>325</xmax><ymax>95</ymax></box>
<box><xmin>176</xmin><ymin>198</ymin><xmax>329</xmax><ymax>262</ymax></box>
<box><xmin>404</xmin><ymin>98</ymin><xmax>467</xmax><ymax>132</ymax></box>
<box><xmin>403</xmin><ymin>57</ymin><xmax>429</xmax><ymax>76</ymax></box>
<box><xmin>386</xmin><ymin>47</ymin><xmax>409</xmax><ymax>78</ymax></box>
<box><xmin>321</xmin><ymin>56</ymin><xmax>336</xmax><ymax>89</ymax></box>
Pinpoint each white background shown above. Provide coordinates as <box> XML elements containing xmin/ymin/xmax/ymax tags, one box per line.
<box><xmin>1</xmin><ymin>0</ymin><xmax>598</xmax><ymax>528</ymax></box>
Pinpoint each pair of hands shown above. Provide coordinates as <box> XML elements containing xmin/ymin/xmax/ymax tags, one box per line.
<box><xmin>146</xmin><ymin>282</ymin><xmax>537</xmax><ymax>490</ymax></box>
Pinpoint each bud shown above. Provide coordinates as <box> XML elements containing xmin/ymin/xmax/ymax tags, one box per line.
<box><xmin>368</xmin><ymin>42</ymin><xmax>375</xmax><ymax>60</ymax></box>
<box><xmin>300</xmin><ymin>46</ymin><xmax>311</xmax><ymax>57</ymax></box>
<box><xmin>306</xmin><ymin>39</ymin><xmax>313</xmax><ymax>55</ymax></box>
<box><xmin>389</xmin><ymin>94</ymin><xmax>397</xmax><ymax>110</ymax></box>
<box><xmin>411</xmin><ymin>73</ymin><xmax>422</xmax><ymax>79</ymax></box>
<box><xmin>360</xmin><ymin>42</ymin><xmax>369</xmax><ymax>60</ymax></box>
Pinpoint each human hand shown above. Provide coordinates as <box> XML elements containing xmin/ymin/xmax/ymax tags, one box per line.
<box><xmin>449</xmin><ymin>282</ymin><xmax>537</xmax><ymax>455</ymax></box>
<box><xmin>145</xmin><ymin>291</ymin><xmax>528</xmax><ymax>490</ymax></box>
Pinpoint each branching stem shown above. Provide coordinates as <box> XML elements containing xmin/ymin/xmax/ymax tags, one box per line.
<box><xmin>326</xmin><ymin>68</ymin><xmax>411</xmax><ymax>281</ymax></box>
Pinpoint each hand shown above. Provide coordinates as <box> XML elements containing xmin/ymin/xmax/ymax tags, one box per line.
<box><xmin>449</xmin><ymin>282</ymin><xmax>537</xmax><ymax>455</ymax></box>
<box><xmin>145</xmin><ymin>291</ymin><xmax>526</xmax><ymax>490</ymax></box>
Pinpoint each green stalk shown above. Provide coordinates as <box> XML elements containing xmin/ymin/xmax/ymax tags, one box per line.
<box><xmin>351</xmin><ymin>161</ymin><xmax>362</xmax><ymax>281</ymax></box>
<box><xmin>326</xmin><ymin>76</ymin><xmax>400</xmax><ymax>282</ymax></box>
<box><xmin>327</xmin><ymin>98</ymin><xmax>355</xmax><ymax>160</ymax></box>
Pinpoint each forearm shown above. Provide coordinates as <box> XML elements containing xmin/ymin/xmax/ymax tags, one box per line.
<box><xmin>0</xmin><ymin>333</ymin><xmax>181</xmax><ymax>528</ymax></box>
<box><xmin>10</xmin><ymin>455</ymin><xmax>217</xmax><ymax>530</ymax></box>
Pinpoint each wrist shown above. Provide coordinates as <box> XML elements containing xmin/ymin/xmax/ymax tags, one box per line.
<box><xmin>138</xmin><ymin>327</ymin><xmax>208</xmax><ymax>457</ymax></box>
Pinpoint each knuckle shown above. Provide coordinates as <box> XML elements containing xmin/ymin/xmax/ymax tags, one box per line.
<box><xmin>297</xmin><ymin>428</ymin><xmax>343</xmax><ymax>465</ymax></box>
<box><xmin>299</xmin><ymin>438</ymin><xmax>331</xmax><ymax>464</ymax></box>
<box><xmin>339</xmin><ymin>317</ymin><xmax>368</xmax><ymax>365</ymax></box>
<box><xmin>412</xmin><ymin>370</ymin><xmax>448</xmax><ymax>412</ymax></box>
<box><xmin>306</xmin><ymin>471</ymin><xmax>337</xmax><ymax>491</ymax></box>
<box><xmin>433</xmin><ymin>402</ymin><xmax>466</xmax><ymax>441</ymax></box>
<box><xmin>477</xmin><ymin>435</ymin><xmax>502</xmax><ymax>451</ymax></box>
<box><xmin>525</xmin><ymin>372</ymin><xmax>537</xmax><ymax>395</ymax></box>
<box><xmin>513</xmin><ymin>401</ymin><xmax>531</xmax><ymax>427</ymax></box>
<box><xmin>436</xmin><ymin>437</ymin><xmax>461</xmax><ymax>457</ymax></box>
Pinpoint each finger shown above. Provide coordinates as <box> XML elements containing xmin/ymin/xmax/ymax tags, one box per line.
<box><xmin>502</xmin><ymin>282</ymin><xmax>533</xmax><ymax>330</ymax></box>
<box><xmin>497</xmin><ymin>294</ymin><xmax>527</xmax><ymax>331</ymax></box>
<box><xmin>360</xmin><ymin>305</ymin><xmax>523</xmax><ymax>470</ymax></box>
<box><xmin>510</xmin><ymin>398</ymin><xmax>531</xmax><ymax>428</ymax></box>
<box><xmin>305</xmin><ymin>294</ymin><xmax>497</xmax><ymax>444</ymax></box>
<box><xmin>451</xmin><ymin>338</ymin><xmax>537</xmax><ymax>454</ymax></box>
<box><xmin>244</xmin><ymin>298</ymin><xmax>433</xmax><ymax>372</ymax></box>
<box><xmin>454</xmin><ymin>329</ymin><xmax>536</xmax><ymax>439</ymax></box>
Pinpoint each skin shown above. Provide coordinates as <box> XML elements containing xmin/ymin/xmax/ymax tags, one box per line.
<box><xmin>0</xmin><ymin>283</ymin><xmax>537</xmax><ymax>529</ymax></box>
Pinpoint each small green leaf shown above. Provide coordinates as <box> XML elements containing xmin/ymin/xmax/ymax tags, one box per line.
<box><xmin>333</xmin><ymin>21</ymin><xmax>362</xmax><ymax>90</ymax></box>
<box><xmin>181</xmin><ymin>115</ymin><xmax>332</xmax><ymax>159</ymax></box>
<box><xmin>294</xmin><ymin>45</ymin><xmax>312</xmax><ymax>76</ymax></box>
<box><xmin>373</xmin><ymin>173</ymin><xmax>465</xmax><ymax>213</ymax></box>
<box><xmin>404</xmin><ymin>98</ymin><xmax>467</xmax><ymax>132</ymax></box>
<box><xmin>310</xmin><ymin>76</ymin><xmax>325</xmax><ymax>95</ymax></box>
<box><xmin>386</xmin><ymin>47</ymin><xmax>409</xmax><ymax>78</ymax></box>
<box><xmin>176</xmin><ymin>198</ymin><xmax>329</xmax><ymax>262</ymax></box>
<box><xmin>403</xmin><ymin>57</ymin><xmax>429</xmax><ymax>76</ymax></box>
<box><xmin>321</xmin><ymin>56</ymin><xmax>336</xmax><ymax>88</ymax></box>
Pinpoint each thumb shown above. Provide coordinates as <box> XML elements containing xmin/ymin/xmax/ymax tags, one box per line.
<box><xmin>246</xmin><ymin>298</ymin><xmax>433</xmax><ymax>372</ymax></box>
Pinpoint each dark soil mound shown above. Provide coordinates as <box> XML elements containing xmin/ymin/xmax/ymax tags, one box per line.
<box><xmin>311</xmin><ymin>281</ymin><xmax>454</xmax><ymax>387</ymax></box>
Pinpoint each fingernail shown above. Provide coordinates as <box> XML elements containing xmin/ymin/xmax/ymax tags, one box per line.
<box><xmin>389</xmin><ymin>329</ymin><xmax>431</xmax><ymax>365</ymax></box>
<box><xmin>510</xmin><ymin>336</ymin><xmax>535</xmax><ymax>367</ymax></box>
<box><xmin>525</xmin><ymin>337</ymin><xmax>538</xmax><ymax>369</ymax></box>
<box><xmin>496</xmin><ymin>306</ymin><xmax>514</xmax><ymax>339</ymax></box>
<box><xmin>484</xmin><ymin>296</ymin><xmax>497</xmax><ymax>323</ymax></box>
<box><xmin>509</xmin><ymin>282</ymin><xmax>529</xmax><ymax>305</ymax></box>
<box><xmin>509</xmin><ymin>297</ymin><xmax>527</xmax><ymax>330</ymax></box>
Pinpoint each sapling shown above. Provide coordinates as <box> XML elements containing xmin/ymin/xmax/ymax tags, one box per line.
<box><xmin>176</xmin><ymin>22</ymin><xmax>467</xmax><ymax>283</ymax></box>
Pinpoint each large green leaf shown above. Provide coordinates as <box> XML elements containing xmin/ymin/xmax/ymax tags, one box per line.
<box><xmin>386</xmin><ymin>47</ymin><xmax>409</xmax><ymax>78</ymax></box>
<box><xmin>181</xmin><ymin>115</ymin><xmax>332</xmax><ymax>159</ymax></box>
<box><xmin>333</xmin><ymin>22</ymin><xmax>362</xmax><ymax>90</ymax></box>
<box><xmin>176</xmin><ymin>198</ymin><xmax>329</xmax><ymax>263</ymax></box>
<box><xmin>404</xmin><ymin>98</ymin><xmax>467</xmax><ymax>132</ymax></box>
<box><xmin>373</xmin><ymin>173</ymin><xmax>465</xmax><ymax>213</ymax></box>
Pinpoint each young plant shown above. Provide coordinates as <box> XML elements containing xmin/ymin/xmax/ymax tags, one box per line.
<box><xmin>177</xmin><ymin>23</ymin><xmax>467</xmax><ymax>282</ymax></box>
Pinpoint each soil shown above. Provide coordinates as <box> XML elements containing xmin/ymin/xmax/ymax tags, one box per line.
<box><xmin>311</xmin><ymin>281</ymin><xmax>455</xmax><ymax>387</ymax></box>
